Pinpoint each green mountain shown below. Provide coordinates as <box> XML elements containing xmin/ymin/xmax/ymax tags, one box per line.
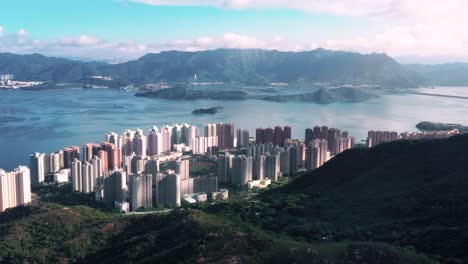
<box><xmin>208</xmin><ymin>134</ymin><xmax>468</xmax><ymax>263</ymax></box>
<box><xmin>0</xmin><ymin>49</ymin><xmax>423</xmax><ymax>87</ymax></box>
<box><xmin>106</xmin><ymin>49</ymin><xmax>422</xmax><ymax>87</ymax></box>
<box><xmin>0</xmin><ymin>53</ymin><xmax>105</xmax><ymax>82</ymax></box>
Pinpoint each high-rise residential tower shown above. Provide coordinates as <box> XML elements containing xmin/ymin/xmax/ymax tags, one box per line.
<box><xmin>0</xmin><ymin>166</ymin><xmax>31</xmax><ymax>212</ymax></box>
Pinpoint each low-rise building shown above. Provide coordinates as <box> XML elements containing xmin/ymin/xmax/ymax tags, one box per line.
<box><xmin>53</xmin><ymin>169</ymin><xmax>71</xmax><ymax>183</ymax></box>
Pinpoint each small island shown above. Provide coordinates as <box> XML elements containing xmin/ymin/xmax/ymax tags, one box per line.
<box><xmin>113</xmin><ymin>104</ymin><xmax>127</xmax><ymax>109</ymax></box>
<box><xmin>416</xmin><ymin>121</ymin><xmax>468</xmax><ymax>133</ymax></box>
<box><xmin>192</xmin><ymin>106</ymin><xmax>224</xmax><ymax>115</ymax></box>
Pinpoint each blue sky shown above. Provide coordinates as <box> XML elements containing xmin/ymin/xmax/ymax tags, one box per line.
<box><xmin>1</xmin><ymin>0</ymin><xmax>467</xmax><ymax>63</ymax></box>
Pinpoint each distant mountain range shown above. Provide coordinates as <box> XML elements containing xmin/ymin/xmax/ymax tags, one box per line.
<box><xmin>1</xmin><ymin>49</ymin><xmax>468</xmax><ymax>87</ymax></box>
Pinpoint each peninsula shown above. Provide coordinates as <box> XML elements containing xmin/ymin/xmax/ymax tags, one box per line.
<box><xmin>136</xmin><ymin>85</ymin><xmax>378</xmax><ymax>104</ymax></box>
<box><xmin>416</xmin><ymin>121</ymin><xmax>468</xmax><ymax>133</ymax></box>
<box><xmin>135</xmin><ymin>84</ymin><xmax>248</xmax><ymax>101</ymax></box>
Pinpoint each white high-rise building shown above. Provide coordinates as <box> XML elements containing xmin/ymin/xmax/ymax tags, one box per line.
<box><xmin>170</xmin><ymin>124</ymin><xmax>183</xmax><ymax>146</ymax></box>
<box><xmin>148</xmin><ymin>126</ymin><xmax>163</xmax><ymax>156</ymax></box>
<box><xmin>236</xmin><ymin>129</ymin><xmax>250</xmax><ymax>148</ymax></box>
<box><xmin>122</xmin><ymin>129</ymin><xmax>136</xmax><ymax>156</ymax></box>
<box><xmin>217</xmin><ymin>154</ymin><xmax>229</xmax><ymax>183</ymax></box>
<box><xmin>307</xmin><ymin>139</ymin><xmax>329</xmax><ymax>170</ymax></box>
<box><xmin>159</xmin><ymin>126</ymin><xmax>173</xmax><ymax>152</ymax></box>
<box><xmin>0</xmin><ymin>166</ymin><xmax>31</xmax><ymax>212</ymax></box>
<box><xmin>103</xmin><ymin>170</ymin><xmax>127</xmax><ymax>205</ymax></box>
<box><xmin>106</xmin><ymin>132</ymin><xmax>121</xmax><ymax>148</ymax></box>
<box><xmin>182</xmin><ymin>124</ymin><xmax>198</xmax><ymax>145</ymax></box>
<box><xmin>30</xmin><ymin>152</ymin><xmax>46</xmax><ymax>187</ymax></box>
<box><xmin>71</xmin><ymin>157</ymin><xmax>101</xmax><ymax>193</ymax></box>
<box><xmin>254</xmin><ymin>155</ymin><xmax>266</xmax><ymax>180</ymax></box>
<box><xmin>71</xmin><ymin>159</ymin><xmax>82</xmax><ymax>192</ymax></box>
<box><xmin>122</xmin><ymin>152</ymin><xmax>136</xmax><ymax>175</ymax></box>
<box><xmin>130</xmin><ymin>174</ymin><xmax>153</xmax><ymax>211</ymax></box>
<box><xmin>82</xmin><ymin>161</ymin><xmax>93</xmax><ymax>193</ymax></box>
<box><xmin>204</xmin><ymin>123</ymin><xmax>217</xmax><ymax>138</ymax></box>
<box><xmin>175</xmin><ymin>159</ymin><xmax>190</xmax><ymax>180</ymax></box>
<box><xmin>207</xmin><ymin>136</ymin><xmax>218</xmax><ymax>148</ymax></box>
<box><xmin>279</xmin><ymin>150</ymin><xmax>291</xmax><ymax>176</ymax></box>
<box><xmin>15</xmin><ymin>166</ymin><xmax>31</xmax><ymax>206</ymax></box>
<box><xmin>265</xmin><ymin>153</ymin><xmax>280</xmax><ymax>181</ymax></box>
<box><xmin>133</xmin><ymin>129</ymin><xmax>147</xmax><ymax>158</ymax></box>
<box><xmin>92</xmin><ymin>156</ymin><xmax>103</xmax><ymax>187</ymax></box>
<box><xmin>231</xmin><ymin>155</ymin><xmax>253</xmax><ymax>185</ymax></box>
<box><xmin>166</xmin><ymin>173</ymin><xmax>181</xmax><ymax>207</ymax></box>
<box><xmin>198</xmin><ymin>137</ymin><xmax>207</xmax><ymax>154</ymax></box>
<box><xmin>49</xmin><ymin>152</ymin><xmax>61</xmax><ymax>173</ymax></box>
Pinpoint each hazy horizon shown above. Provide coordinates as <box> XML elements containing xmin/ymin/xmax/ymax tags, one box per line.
<box><xmin>1</xmin><ymin>0</ymin><xmax>468</xmax><ymax>64</ymax></box>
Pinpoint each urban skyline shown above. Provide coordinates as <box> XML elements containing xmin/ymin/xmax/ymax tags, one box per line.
<box><xmin>1</xmin><ymin>119</ymin><xmax>460</xmax><ymax>212</ymax></box>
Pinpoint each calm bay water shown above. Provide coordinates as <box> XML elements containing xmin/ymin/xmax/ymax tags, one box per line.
<box><xmin>0</xmin><ymin>87</ymin><xmax>467</xmax><ymax>170</ymax></box>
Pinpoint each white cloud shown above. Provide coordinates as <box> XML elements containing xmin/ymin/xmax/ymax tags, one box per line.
<box><xmin>222</xmin><ymin>33</ymin><xmax>265</xmax><ymax>48</ymax></box>
<box><xmin>155</xmin><ymin>33</ymin><xmax>282</xmax><ymax>52</ymax></box>
<box><xmin>17</xmin><ymin>28</ymin><xmax>27</xmax><ymax>37</ymax></box>
<box><xmin>123</xmin><ymin>0</ymin><xmax>468</xmax><ymax>62</ymax></box>
<box><xmin>0</xmin><ymin>25</ymin><xmax>3</xmax><ymax>37</ymax></box>
<box><xmin>3</xmin><ymin>0</ymin><xmax>468</xmax><ymax>65</ymax></box>
<box><xmin>59</xmin><ymin>35</ymin><xmax>101</xmax><ymax>46</ymax></box>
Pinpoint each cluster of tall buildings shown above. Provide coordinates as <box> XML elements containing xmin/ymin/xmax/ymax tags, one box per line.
<box><xmin>29</xmin><ymin>122</ymin><xmax>240</xmax><ymax>190</ymax></box>
<box><xmin>154</xmin><ymin>159</ymin><xmax>217</xmax><ymax>208</ymax></box>
<box><xmin>71</xmin><ymin>157</ymin><xmax>103</xmax><ymax>193</ymax></box>
<box><xmin>5</xmin><ymin>119</ymin><xmax>464</xmax><ymax>214</ymax></box>
<box><xmin>218</xmin><ymin>140</ymin><xmax>306</xmax><ymax>185</ymax></box>
<box><xmin>366</xmin><ymin>129</ymin><xmax>460</xmax><ymax>148</ymax></box>
<box><xmin>306</xmin><ymin>139</ymin><xmax>329</xmax><ymax>170</ymax></box>
<box><xmin>255</xmin><ymin>126</ymin><xmax>292</xmax><ymax>147</ymax></box>
<box><xmin>71</xmin><ymin>124</ymin><xmax>227</xmax><ymax>212</ymax></box>
<box><xmin>205</xmin><ymin>123</ymin><xmax>235</xmax><ymax>150</ymax></box>
<box><xmin>305</xmin><ymin>126</ymin><xmax>354</xmax><ymax>156</ymax></box>
<box><xmin>30</xmin><ymin>151</ymin><xmax>66</xmax><ymax>187</ymax></box>
<box><xmin>0</xmin><ymin>166</ymin><xmax>31</xmax><ymax>212</ymax></box>
<box><xmin>0</xmin><ymin>74</ymin><xmax>14</xmax><ymax>81</ymax></box>
<box><xmin>236</xmin><ymin>129</ymin><xmax>250</xmax><ymax>148</ymax></box>
<box><xmin>366</xmin><ymin>130</ymin><xmax>399</xmax><ymax>147</ymax></box>
<box><xmin>20</xmin><ymin>121</ymin><xmax>359</xmax><ymax>213</ymax></box>
<box><xmin>96</xmin><ymin>158</ymin><xmax>217</xmax><ymax>211</ymax></box>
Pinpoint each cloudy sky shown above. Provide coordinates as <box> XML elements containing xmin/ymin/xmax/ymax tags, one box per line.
<box><xmin>1</xmin><ymin>0</ymin><xmax>467</xmax><ymax>63</ymax></box>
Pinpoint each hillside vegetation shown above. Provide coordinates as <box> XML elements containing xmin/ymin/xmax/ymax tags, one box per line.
<box><xmin>0</xmin><ymin>203</ymin><xmax>435</xmax><ymax>264</ymax></box>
